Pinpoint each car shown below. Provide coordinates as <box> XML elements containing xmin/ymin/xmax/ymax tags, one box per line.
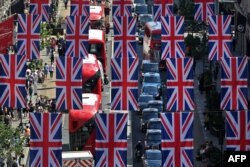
<box><xmin>141</xmin><ymin>85</ymin><xmax>161</xmax><ymax>100</ymax></box>
<box><xmin>148</xmin><ymin>100</ymin><xmax>164</xmax><ymax>113</ymax></box>
<box><xmin>138</xmin><ymin>94</ymin><xmax>154</xmax><ymax>114</ymax></box>
<box><xmin>134</xmin><ymin>4</ymin><xmax>148</xmax><ymax>18</ymax></box>
<box><xmin>134</xmin><ymin>0</ymin><xmax>146</xmax><ymax>4</ymax></box>
<box><xmin>137</xmin><ymin>14</ymin><xmax>153</xmax><ymax>30</ymax></box>
<box><xmin>141</xmin><ymin>108</ymin><xmax>159</xmax><ymax>132</ymax></box>
<box><xmin>142</xmin><ymin>149</ymin><xmax>162</xmax><ymax>167</ymax></box>
<box><xmin>144</xmin><ymin>129</ymin><xmax>161</xmax><ymax>150</ymax></box>
<box><xmin>142</xmin><ymin>72</ymin><xmax>161</xmax><ymax>89</ymax></box>
<box><xmin>140</xmin><ymin>61</ymin><xmax>159</xmax><ymax>82</ymax></box>
<box><xmin>138</xmin><ymin>29</ymin><xmax>144</xmax><ymax>44</ymax></box>
<box><xmin>147</xmin><ymin>118</ymin><xmax>161</xmax><ymax>131</ymax></box>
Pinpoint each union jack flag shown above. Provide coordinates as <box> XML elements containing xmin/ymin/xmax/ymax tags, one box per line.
<box><xmin>161</xmin><ymin>16</ymin><xmax>185</xmax><ymax>59</ymax></box>
<box><xmin>95</xmin><ymin>112</ymin><xmax>128</xmax><ymax>167</ymax></box>
<box><xmin>113</xmin><ymin>16</ymin><xmax>137</xmax><ymax>58</ymax></box>
<box><xmin>166</xmin><ymin>58</ymin><xmax>195</xmax><ymax>111</ymax></box>
<box><xmin>111</xmin><ymin>56</ymin><xmax>138</xmax><ymax>111</ymax></box>
<box><xmin>65</xmin><ymin>16</ymin><xmax>89</xmax><ymax>58</ymax></box>
<box><xmin>194</xmin><ymin>0</ymin><xmax>215</xmax><ymax>22</ymax></box>
<box><xmin>161</xmin><ymin>112</ymin><xmax>194</xmax><ymax>167</ymax></box>
<box><xmin>112</xmin><ymin>0</ymin><xmax>133</xmax><ymax>16</ymax></box>
<box><xmin>226</xmin><ymin>111</ymin><xmax>250</xmax><ymax>151</ymax></box>
<box><xmin>208</xmin><ymin>15</ymin><xmax>232</xmax><ymax>61</ymax></box>
<box><xmin>70</xmin><ymin>0</ymin><xmax>90</xmax><ymax>16</ymax></box>
<box><xmin>0</xmin><ymin>54</ymin><xmax>26</xmax><ymax>108</ymax></box>
<box><xmin>29</xmin><ymin>0</ymin><xmax>50</xmax><ymax>22</ymax></box>
<box><xmin>56</xmin><ymin>56</ymin><xmax>82</xmax><ymax>110</ymax></box>
<box><xmin>17</xmin><ymin>14</ymin><xmax>40</xmax><ymax>60</ymax></box>
<box><xmin>153</xmin><ymin>0</ymin><xmax>173</xmax><ymax>22</ymax></box>
<box><xmin>29</xmin><ymin>112</ymin><xmax>62</xmax><ymax>167</ymax></box>
<box><xmin>220</xmin><ymin>56</ymin><xmax>248</xmax><ymax>110</ymax></box>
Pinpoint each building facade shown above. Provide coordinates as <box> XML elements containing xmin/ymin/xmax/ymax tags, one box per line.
<box><xmin>234</xmin><ymin>0</ymin><xmax>250</xmax><ymax>56</ymax></box>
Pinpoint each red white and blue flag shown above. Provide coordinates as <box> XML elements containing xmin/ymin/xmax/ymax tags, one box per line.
<box><xmin>56</xmin><ymin>56</ymin><xmax>82</xmax><ymax>110</ymax></box>
<box><xmin>161</xmin><ymin>16</ymin><xmax>185</xmax><ymax>59</ymax></box>
<box><xmin>113</xmin><ymin>16</ymin><xmax>137</xmax><ymax>58</ymax></box>
<box><xmin>112</xmin><ymin>0</ymin><xmax>133</xmax><ymax>16</ymax></box>
<box><xmin>29</xmin><ymin>0</ymin><xmax>50</xmax><ymax>22</ymax></box>
<box><xmin>220</xmin><ymin>56</ymin><xmax>248</xmax><ymax>110</ymax></box>
<box><xmin>70</xmin><ymin>0</ymin><xmax>90</xmax><ymax>16</ymax></box>
<box><xmin>194</xmin><ymin>0</ymin><xmax>215</xmax><ymax>22</ymax></box>
<box><xmin>29</xmin><ymin>112</ymin><xmax>62</xmax><ymax>167</ymax></box>
<box><xmin>0</xmin><ymin>54</ymin><xmax>26</xmax><ymax>108</ymax></box>
<box><xmin>95</xmin><ymin>112</ymin><xmax>128</xmax><ymax>167</ymax></box>
<box><xmin>153</xmin><ymin>0</ymin><xmax>173</xmax><ymax>22</ymax></box>
<box><xmin>226</xmin><ymin>111</ymin><xmax>250</xmax><ymax>151</ymax></box>
<box><xmin>111</xmin><ymin>56</ymin><xmax>138</xmax><ymax>111</ymax></box>
<box><xmin>65</xmin><ymin>16</ymin><xmax>89</xmax><ymax>58</ymax></box>
<box><xmin>166</xmin><ymin>58</ymin><xmax>194</xmax><ymax>111</ymax></box>
<box><xmin>17</xmin><ymin>14</ymin><xmax>40</xmax><ymax>60</ymax></box>
<box><xmin>161</xmin><ymin>112</ymin><xmax>194</xmax><ymax>167</ymax></box>
<box><xmin>208</xmin><ymin>15</ymin><xmax>232</xmax><ymax>61</ymax></box>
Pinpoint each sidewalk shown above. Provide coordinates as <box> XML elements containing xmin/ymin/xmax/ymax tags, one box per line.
<box><xmin>194</xmin><ymin>59</ymin><xmax>223</xmax><ymax>167</ymax></box>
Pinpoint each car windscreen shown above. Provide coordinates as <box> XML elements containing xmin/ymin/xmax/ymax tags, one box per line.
<box><xmin>148</xmin><ymin>121</ymin><xmax>161</xmax><ymax>129</ymax></box>
<box><xmin>142</xmin><ymin>86</ymin><xmax>158</xmax><ymax>94</ymax></box>
<box><xmin>142</xmin><ymin>112</ymin><xmax>158</xmax><ymax>120</ymax></box>
<box><xmin>134</xmin><ymin>0</ymin><xmax>146</xmax><ymax>4</ymax></box>
<box><xmin>142</xmin><ymin>63</ymin><xmax>159</xmax><ymax>73</ymax></box>
<box><xmin>135</xmin><ymin>5</ymin><xmax>148</xmax><ymax>14</ymax></box>
<box><xmin>138</xmin><ymin>96</ymin><xmax>154</xmax><ymax>103</ymax></box>
<box><xmin>147</xmin><ymin>152</ymin><xmax>162</xmax><ymax>160</ymax></box>
<box><xmin>144</xmin><ymin>75</ymin><xmax>160</xmax><ymax>83</ymax></box>
<box><xmin>148</xmin><ymin>103</ymin><xmax>163</xmax><ymax>112</ymax></box>
<box><xmin>140</xmin><ymin>16</ymin><xmax>153</xmax><ymax>25</ymax></box>
<box><xmin>147</xmin><ymin>133</ymin><xmax>161</xmax><ymax>141</ymax></box>
<box><xmin>152</xmin><ymin>34</ymin><xmax>161</xmax><ymax>40</ymax></box>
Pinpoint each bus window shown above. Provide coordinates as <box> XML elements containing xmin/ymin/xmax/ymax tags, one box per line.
<box><xmin>83</xmin><ymin>70</ymin><xmax>101</xmax><ymax>93</ymax></box>
<box><xmin>89</xmin><ymin>43</ymin><xmax>102</xmax><ymax>60</ymax></box>
<box><xmin>152</xmin><ymin>34</ymin><xmax>161</xmax><ymax>40</ymax></box>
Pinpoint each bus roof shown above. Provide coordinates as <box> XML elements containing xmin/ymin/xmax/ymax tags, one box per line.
<box><xmin>62</xmin><ymin>151</ymin><xmax>93</xmax><ymax>160</ymax></box>
<box><xmin>90</xmin><ymin>6</ymin><xmax>104</xmax><ymax>21</ymax></box>
<box><xmin>145</xmin><ymin>21</ymin><xmax>161</xmax><ymax>31</ymax></box>
<box><xmin>89</xmin><ymin>29</ymin><xmax>104</xmax><ymax>42</ymax></box>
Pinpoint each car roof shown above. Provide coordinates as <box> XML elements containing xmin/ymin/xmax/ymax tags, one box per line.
<box><xmin>148</xmin><ymin>100</ymin><xmax>163</xmax><ymax>104</ymax></box>
<box><xmin>139</xmin><ymin>94</ymin><xmax>154</xmax><ymax>98</ymax></box>
<box><xmin>142</xmin><ymin>60</ymin><xmax>158</xmax><ymax>65</ymax></box>
<box><xmin>145</xmin><ymin>149</ymin><xmax>162</xmax><ymax>154</ymax></box>
<box><xmin>142</xmin><ymin>85</ymin><xmax>158</xmax><ymax>89</ymax></box>
<box><xmin>144</xmin><ymin>72</ymin><xmax>160</xmax><ymax>77</ymax></box>
<box><xmin>146</xmin><ymin>129</ymin><xmax>161</xmax><ymax>133</ymax></box>
<box><xmin>148</xmin><ymin>118</ymin><xmax>161</xmax><ymax>122</ymax></box>
<box><xmin>142</xmin><ymin>108</ymin><xmax>159</xmax><ymax>112</ymax></box>
<box><xmin>135</xmin><ymin>3</ymin><xmax>147</xmax><ymax>7</ymax></box>
<box><xmin>139</xmin><ymin>14</ymin><xmax>153</xmax><ymax>18</ymax></box>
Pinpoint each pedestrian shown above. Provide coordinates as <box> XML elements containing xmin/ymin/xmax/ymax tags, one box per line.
<box><xmin>4</xmin><ymin>113</ymin><xmax>11</xmax><ymax>126</ymax></box>
<box><xmin>204</xmin><ymin>113</ymin><xmax>209</xmax><ymax>130</ymax></box>
<box><xmin>44</xmin><ymin>63</ymin><xmax>49</xmax><ymax>79</ymax></box>
<box><xmin>198</xmin><ymin>74</ymin><xmax>204</xmax><ymax>94</ymax></box>
<box><xmin>28</xmin><ymin>83</ymin><xmax>33</xmax><ymax>101</ymax></box>
<box><xmin>49</xmin><ymin>63</ymin><xmax>55</xmax><ymax>79</ymax></box>
<box><xmin>33</xmin><ymin>70</ymin><xmax>38</xmax><ymax>95</ymax></box>
<box><xmin>64</xmin><ymin>0</ymin><xmax>68</xmax><ymax>9</ymax></box>
<box><xmin>50</xmin><ymin>48</ymin><xmax>55</xmax><ymax>64</ymax></box>
<box><xmin>12</xmin><ymin>157</ymin><xmax>18</xmax><ymax>167</ymax></box>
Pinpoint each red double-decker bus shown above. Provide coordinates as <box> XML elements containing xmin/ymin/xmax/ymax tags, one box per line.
<box><xmin>88</xmin><ymin>29</ymin><xmax>108</xmax><ymax>83</ymax></box>
<box><xmin>68</xmin><ymin>54</ymin><xmax>103</xmax><ymax>155</ymax></box>
<box><xmin>143</xmin><ymin>21</ymin><xmax>161</xmax><ymax>62</ymax></box>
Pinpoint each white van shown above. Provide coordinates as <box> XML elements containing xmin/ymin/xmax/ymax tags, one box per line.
<box><xmin>62</xmin><ymin>151</ymin><xmax>94</xmax><ymax>167</ymax></box>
